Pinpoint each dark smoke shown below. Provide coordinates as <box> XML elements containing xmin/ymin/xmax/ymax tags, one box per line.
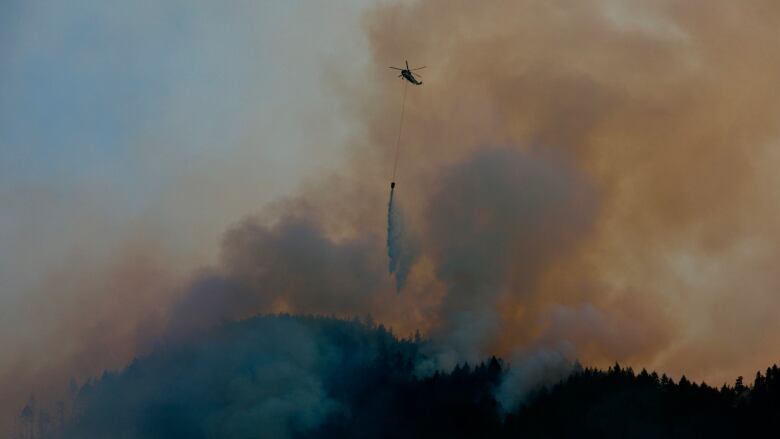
<box><xmin>423</xmin><ymin>148</ymin><xmax>599</xmax><ymax>365</ymax></box>
<box><xmin>165</xmin><ymin>212</ymin><xmax>387</xmax><ymax>338</ymax></box>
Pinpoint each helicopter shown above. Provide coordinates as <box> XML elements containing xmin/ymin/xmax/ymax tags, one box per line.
<box><xmin>389</xmin><ymin>60</ymin><xmax>425</xmax><ymax>85</ymax></box>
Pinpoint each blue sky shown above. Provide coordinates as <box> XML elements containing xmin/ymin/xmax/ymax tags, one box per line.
<box><xmin>1</xmin><ymin>0</ymin><xmax>366</xmax><ymax>193</ymax></box>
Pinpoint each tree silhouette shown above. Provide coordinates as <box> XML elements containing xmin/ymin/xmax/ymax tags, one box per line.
<box><xmin>21</xmin><ymin>315</ymin><xmax>780</xmax><ymax>438</ymax></box>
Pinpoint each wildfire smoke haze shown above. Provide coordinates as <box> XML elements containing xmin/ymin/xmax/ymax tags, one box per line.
<box><xmin>3</xmin><ymin>0</ymin><xmax>780</xmax><ymax>435</ymax></box>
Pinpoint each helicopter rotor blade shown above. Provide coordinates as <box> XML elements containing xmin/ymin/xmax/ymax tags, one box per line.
<box><xmin>389</xmin><ymin>67</ymin><xmax>403</xmax><ymax>70</ymax></box>
<box><xmin>406</xmin><ymin>60</ymin><xmax>409</xmax><ymax>69</ymax></box>
<box><xmin>412</xmin><ymin>66</ymin><xmax>426</xmax><ymax>71</ymax></box>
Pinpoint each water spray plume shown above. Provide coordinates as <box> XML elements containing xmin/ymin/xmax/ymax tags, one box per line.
<box><xmin>387</xmin><ymin>185</ymin><xmax>402</xmax><ymax>291</ymax></box>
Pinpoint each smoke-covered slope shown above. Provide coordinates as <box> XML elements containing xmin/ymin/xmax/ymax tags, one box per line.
<box><xmin>37</xmin><ymin>315</ymin><xmax>780</xmax><ymax>439</ymax></box>
<box><xmin>63</xmin><ymin>315</ymin><xmax>419</xmax><ymax>439</ymax></box>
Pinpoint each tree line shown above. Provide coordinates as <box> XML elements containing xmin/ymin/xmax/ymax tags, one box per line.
<box><xmin>14</xmin><ymin>315</ymin><xmax>780</xmax><ymax>438</ymax></box>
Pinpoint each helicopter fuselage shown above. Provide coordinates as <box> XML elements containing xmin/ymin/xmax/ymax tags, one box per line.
<box><xmin>401</xmin><ymin>70</ymin><xmax>422</xmax><ymax>85</ymax></box>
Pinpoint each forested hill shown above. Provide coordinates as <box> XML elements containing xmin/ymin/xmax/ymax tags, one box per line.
<box><xmin>17</xmin><ymin>315</ymin><xmax>780</xmax><ymax>438</ymax></box>
<box><xmin>504</xmin><ymin>362</ymin><xmax>780</xmax><ymax>438</ymax></box>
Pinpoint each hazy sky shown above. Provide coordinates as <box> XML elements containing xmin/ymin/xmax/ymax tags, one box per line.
<box><xmin>0</xmin><ymin>0</ymin><xmax>370</xmax><ymax>315</ymax></box>
<box><xmin>0</xmin><ymin>0</ymin><xmax>372</xmax><ymax>429</ymax></box>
